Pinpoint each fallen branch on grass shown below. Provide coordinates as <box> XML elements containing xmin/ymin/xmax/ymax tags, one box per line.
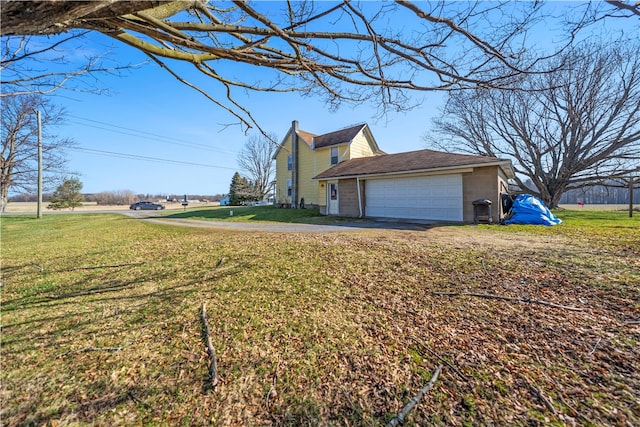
<box><xmin>127</xmin><ymin>391</ymin><xmax>152</xmax><ymax>409</ymax></box>
<box><xmin>387</xmin><ymin>365</ymin><xmax>443</xmax><ymax>427</ymax></box>
<box><xmin>588</xmin><ymin>337</ymin><xmax>602</xmax><ymax>357</ymax></box>
<box><xmin>556</xmin><ymin>391</ymin><xmax>589</xmax><ymax>423</ymax></box>
<box><xmin>202</xmin><ymin>259</ymin><xmax>240</xmax><ymax>281</ymax></box>
<box><xmin>265</xmin><ymin>356</ymin><xmax>281</xmax><ymax>411</ymax></box>
<box><xmin>524</xmin><ymin>377</ymin><xmax>557</xmax><ymax>415</ymax></box>
<box><xmin>56</xmin><ymin>262</ymin><xmax>144</xmax><ymax>272</ymax></box>
<box><xmin>432</xmin><ymin>292</ymin><xmax>583</xmax><ymax>311</ymax></box>
<box><xmin>200</xmin><ymin>303</ymin><xmax>218</xmax><ymax>391</ymax></box>
<box><xmin>55</xmin><ymin>345</ymin><xmax>127</xmax><ymax>359</ymax></box>
<box><xmin>411</xmin><ymin>337</ymin><xmax>467</xmax><ymax>381</ymax></box>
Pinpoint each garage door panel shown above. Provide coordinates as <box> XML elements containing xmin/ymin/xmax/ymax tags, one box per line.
<box><xmin>365</xmin><ymin>174</ymin><xmax>462</xmax><ymax>221</ymax></box>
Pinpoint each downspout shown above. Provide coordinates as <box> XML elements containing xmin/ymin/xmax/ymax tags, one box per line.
<box><xmin>357</xmin><ymin>177</ymin><xmax>363</xmax><ymax>218</ymax></box>
<box><xmin>291</xmin><ymin>120</ymin><xmax>298</xmax><ymax>208</ymax></box>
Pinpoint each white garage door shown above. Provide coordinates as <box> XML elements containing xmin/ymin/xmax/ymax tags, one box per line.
<box><xmin>365</xmin><ymin>174</ymin><xmax>463</xmax><ymax>221</ymax></box>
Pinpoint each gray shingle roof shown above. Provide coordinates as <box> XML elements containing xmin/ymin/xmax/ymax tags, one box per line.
<box><xmin>312</xmin><ymin>123</ymin><xmax>367</xmax><ymax>149</ymax></box>
<box><xmin>313</xmin><ymin>149</ymin><xmax>513</xmax><ymax>179</ymax></box>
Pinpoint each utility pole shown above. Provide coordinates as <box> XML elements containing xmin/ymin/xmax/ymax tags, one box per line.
<box><xmin>37</xmin><ymin>110</ymin><xmax>43</xmax><ymax>219</ymax></box>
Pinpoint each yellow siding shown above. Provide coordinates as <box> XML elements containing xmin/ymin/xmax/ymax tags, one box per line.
<box><xmin>347</xmin><ymin>132</ymin><xmax>377</xmax><ymax>158</ymax></box>
<box><xmin>314</xmin><ymin>147</ymin><xmax>335</xmax><ymax>171</ymax></box>
<box><xmin>316</xmin><ymin>181</ymin><xmax>326</xmax><ymax>208</ymax></box>
<box><xmin>275</xmin><ymin>132</ymin><xmax>323</xmax><ymax>206</ymax></box>
<box><xmin>275</xmin><ymin>126</ymin><xmax>378</xmax><ymax>208</ymax></box>
<box><xmin>274</xmin><ymin>133</ymin><xmax>292</xmax><ymax>204</ymax></box>
<box><xmin>297</xmin><ymin>142</ymin><xmax>320</xmax><ymax>205</ymax></box>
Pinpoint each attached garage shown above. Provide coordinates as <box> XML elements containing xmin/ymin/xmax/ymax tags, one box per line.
<box><xmin>365</xmin><ymin>174</ymin><xmax>463</xmax><ymax>221</ymax></box>
<box><xmin>313</xmin><ymin>149</ymin><xmax>515</xmax><ymax>223</ymax></box>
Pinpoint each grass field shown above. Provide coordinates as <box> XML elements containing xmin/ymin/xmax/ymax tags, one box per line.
<box><xmin>1</xmin><ymin>209</ymin><xmax>638</xmax><ymax>426</ymax></box>
<box><xmin>1</xmin><ymin>201</ymin><xmax>218</xmax><ymax>213</ymax></box>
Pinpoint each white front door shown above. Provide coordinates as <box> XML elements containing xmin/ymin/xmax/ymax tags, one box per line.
<box><xmin>327</xmin><ymin>181</ymin><xmax>339</xmax><ymax>215</ymax></box>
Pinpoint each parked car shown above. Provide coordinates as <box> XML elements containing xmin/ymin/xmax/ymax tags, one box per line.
<box><xmin>129</xmin><ymin>201</ymin><xmax>165</xmax><ymax>210</ymax></box>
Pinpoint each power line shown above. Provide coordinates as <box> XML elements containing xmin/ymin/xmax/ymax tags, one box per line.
<box><xmin>68</xmin><ymin>114</ymin><xmax>240</xmax><ymax>155</ymax></box>
<box><xmin>71</xmin><ymin>147</ymin><xmax>238</xmax><ymax>170</ymax></box>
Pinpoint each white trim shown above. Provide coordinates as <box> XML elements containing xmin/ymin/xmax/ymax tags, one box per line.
<box><xmin>272</xmin><ymin>128</ymin><xmax>293</xmax><ymax>159</ymax></box>
<box><xmin>318</xmin><ymin>167</ymin><xmax>473</xmax><ymax>181</ymax></box>
<box><xmin>312</xmin><ymin>160</ymin><xmax>514</xmax><ymax>181</ymax></box>
<box><xmin>327</xmin><ymin>181</ymin><xmax>339</xmax><ymax>215</ymax></box>
<box><xmin>356</xmin><ymin>176</ymin><xmax>363</xmax><ymax>218</ymax></box>
<box><xmin>340</xmin><ymin>145</ymin><xmax>348</xmax><ymax>162</ymax></box>
<box><xmin>365</xmin><ymin>174</ymin><xmax>463</xmax><ymax>221</ymax></box>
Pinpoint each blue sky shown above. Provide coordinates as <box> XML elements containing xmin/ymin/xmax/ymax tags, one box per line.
<box><xmin>27</xmin><ymin>1</ymin><xmax>633</xmax><ymax>197</ymax></box>
<box><xmin>51</xmin><ymin>31</ymin><xmax>443</xmax><ymax>197</ymax></box>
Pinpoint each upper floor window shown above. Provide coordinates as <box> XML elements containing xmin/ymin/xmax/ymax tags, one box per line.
<box><xmin>330</xmin><ymin>147</ymin><xmax>339</xmax><ymax>165</ymax></box>
<box><xmin>287</xmin><ymin>155</ymin><xmax>292</xmax><ymax>170</ymax></box>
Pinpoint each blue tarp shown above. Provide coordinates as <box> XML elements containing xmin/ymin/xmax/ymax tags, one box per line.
<box><xmin>504</xmin><ymin>194</ymin><xmax>562</xmax><ymax>226</ymax></box>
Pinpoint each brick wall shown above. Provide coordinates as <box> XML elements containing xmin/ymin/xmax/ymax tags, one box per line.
<box><xmin>462</xmin><ymin>166</ymin><xmax>502</xmax><ymax>223</ymax></box>
<box><xmin>338</xmin><ymin>178</ymin><xmax>361</xmax><ymax>218</ymax></box>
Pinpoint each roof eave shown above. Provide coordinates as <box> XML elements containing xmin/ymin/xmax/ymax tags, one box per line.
<box><xmin>272</xmin><ymin>128</ymin><xmax>293</xmax><ymax>160</ymax></box>
<box><xmin>313</xmin><ymin>160</ymin><xmax>513</xmax><ymax>180</ymax></box>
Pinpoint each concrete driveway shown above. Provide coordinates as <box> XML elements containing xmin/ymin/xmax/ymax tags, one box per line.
<box><xmin>122</xmin><ymin>211</ymin><xmax>431</xmax><ymax>232</ymax></box>
<box><xmin>3</xmin><ymin>207</ymin><xmax>432</xmax><ymax>232</ymax></box>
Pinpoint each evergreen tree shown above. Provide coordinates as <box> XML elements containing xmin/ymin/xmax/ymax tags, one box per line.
<box><xmin>229</xmin><ymin>172</ymin><xmax>259</xmax><ymax>205</ymax></box>
<box><xmin>47</xmin><ymin>177</ymin><xmax>83</xmax><ymax>210</ymax></box>
<box><xmin>228</xmin><ymin>172</ymin><xmax>243</xmax><ymax>205</ymax></box>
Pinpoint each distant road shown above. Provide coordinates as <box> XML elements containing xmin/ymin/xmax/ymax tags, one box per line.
<box><xmin>2</xmin><ymin>202</ymin><xmax>216</xmax><ymax>215</ymax></box>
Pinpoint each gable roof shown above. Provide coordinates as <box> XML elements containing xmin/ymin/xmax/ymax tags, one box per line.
<box><xmin>313</xmin><ymin>149</ymin><xmax>515</xmax><ymax>179</ymax></box>
<box><xmin>297</xmin><ymin>129</ymin><xmax>315</xmax><ymax>147</ymax></box>
<box><xmin>272</xmin><ymin>126</ymin><xmax>314</xmax><ymax>159</ymax></box>
<box><xmin>273</xmin><ymin>122</ymin><xmax>382</xmax><ymax>159</ymax></box>
<box><xmin>312</xmin><ymin>123</ymin><xmax>368</xmax><ymax>149</ymax></box>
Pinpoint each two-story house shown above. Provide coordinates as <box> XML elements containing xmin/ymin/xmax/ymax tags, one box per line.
<box><xmin>274</xmin><ymin>121</ymin><xmax>384</xmax><ymax>210</ymax></box>
<box><xmin>274</xmin><ymin>120</ymin><xmax>515</xmax><ymax>223</ymax></box>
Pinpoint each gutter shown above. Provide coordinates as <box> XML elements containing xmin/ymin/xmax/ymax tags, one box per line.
<box><xmin>312</xmin><ymin>160</ymin><xmax>514</xmax><ymax>181</ymax></box>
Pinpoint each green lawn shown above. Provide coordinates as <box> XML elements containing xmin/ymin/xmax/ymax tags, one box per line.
<box><xmin>1</xmin><ymin>211</ymin><xmax>638</xmax><ymax>426</ymax></box>
<box><xmin>165</xmin><ymin>205</ymin><xmax>346</xmax><ymax>224</ymax></box>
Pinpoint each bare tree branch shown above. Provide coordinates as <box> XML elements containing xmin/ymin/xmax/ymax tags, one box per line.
<box><xmin>428</xmin><ymin>42</ymin><xmax>640</xmax><ymax>208</ymax></box>
<box><xmin>0</xmin><ymin>1</ymin><xmax>611</xmax><ymax>127</ymax></box>
<box><xmin>1</xmin><ymin>33</ymin><xmax>142</xmax><ymax>97</ymax></box>
<box><xmin>1</xmin><ymin>1</ymin><xmax>635</xmax><ymax>133</ymax></box>
<box><xmin>605</xmin><ymin>1</ymin><xmax>640</xmax><ymax>17</ymax></box>
<box><xmin>237</xmin><ymin>133</ymin><xmax>278</xmax><ymax>199</ymax></box>
<box><xmin>1</xmin><ymin>93</ymin><xmax>76</xmax><ymax>211</ymax></box>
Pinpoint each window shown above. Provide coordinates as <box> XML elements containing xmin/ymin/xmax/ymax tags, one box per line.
<box><xmin>286</xmin><ymin>179</ymin><xmax>292</xmax><ymax>197</ymax></box>
<box><xmin>287</xmin><ymin>155</ymin><xmax>292</xmax><ymax>170</ymax></box>
<box><xmin>330</xmin><ymin>183</ymin><xmax>338</xmax><ymax>200</ymax></box>
<box><xmin>330</xmin><ymin>147</ymin><xmax>339</xmax><ymax>165</ymax></box>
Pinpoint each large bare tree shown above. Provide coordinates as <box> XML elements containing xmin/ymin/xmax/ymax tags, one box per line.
<box><xmin>1</xmin><ymin>32</ymin><xmax>136</xmax><ymax>98</ymax></box>
<box><xmin>428</xmin><ymin>42</ymin><xmax>640</xmax><ymax>208</ymax></box>
<box><xmin>237</xmin><ymin>133</ymin><xmax>278</xmax><ymax>200</ymax></box>
<box><xmin>3</xmin><ymin>0</ymin><xmax>636</xmax><ymax>133</ymax></box>
<box><xmin>1</xmin><ymin>93</ymin><xmax>75</xmax><ymax>211</ymax></box>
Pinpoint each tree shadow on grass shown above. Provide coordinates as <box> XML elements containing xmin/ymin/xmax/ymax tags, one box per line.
<box><xmin>166</xmin><ymin>205</ymin><xmax>328</xmax><ymax>223</ymax></box>
<box><xmin>4</xmin><ymin>383</ymin><xmax>155</xmax><ymax>427</ymax></box>
<box><xmin>1</xmin><ymin>258</ymin><xmax>243</xmax><ymax>357</ymax></box>
<box><xmin>163</xmin><ymin>206</ymin><xmax>447</xmax><ymax>231</ymax></box>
